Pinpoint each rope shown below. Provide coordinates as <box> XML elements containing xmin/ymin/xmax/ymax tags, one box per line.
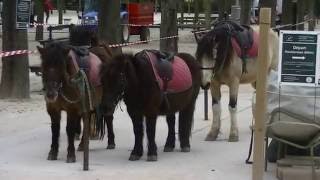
<box><xmin>70</xmin><ymin>70</ymin><xmax>93</xmax><ymax>113</ymax></box>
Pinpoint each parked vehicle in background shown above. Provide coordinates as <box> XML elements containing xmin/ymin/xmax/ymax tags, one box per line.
<box><xmin>80</xmin><ymin>0</ymin><xmax>154</xmax><ymax>43</ymax></box>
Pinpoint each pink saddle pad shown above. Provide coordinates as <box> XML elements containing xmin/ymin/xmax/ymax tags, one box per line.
<box><xmin>231</xmin><ymin>31</ymin><xmax>259</xmax><ymax>58</ymax></box>
<box><xmin>146</xmin><ymin>52</ymin><xmax>192</xmax><ymax>93</ymax></box>
<box><xmin>69</xmin><ymin>50</ymin><xmax>102</xmax><ymax>87</ymax></box>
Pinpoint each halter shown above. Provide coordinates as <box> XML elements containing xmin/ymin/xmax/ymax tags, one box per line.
<box><xmin>59</xmin><ymin>84</ymin><xmax>81</xmax><ymax>104</ymax></box>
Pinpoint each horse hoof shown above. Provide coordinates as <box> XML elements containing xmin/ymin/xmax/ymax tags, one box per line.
<box><xmin>228</xmin><ymin>135</ymin><xmax>239</xmax><ymax>142</ymax></box>
<box><xmin>181</xmin><ymin>147</ymin><xmax>190</xmax><ymax>152</ymax></box>
<box><xmin>163</xmin><ymin>146</ymin><xmax>174</xmax><ymax>152</ymax></box>
<box><xmin>147</xmin><ymin>155</ymin><xmax>158</xmax><ymax>161</ymax></box>
<box><xmin>47</xmin><ymin>154</ymin><xmax>57</xmax><ymax>160</ymax></box>
<box><xmin>66</xmin><ymin>156</ymin><xmax>76</xmax><ymax>163</ymax></box>
<box><xmin>129</xmin><ymin>155</ymin><xmax>142</xmax><ymax>161</ymax></box>
<box><xmin>47</xmin><ymin>150</ymin><xmax>58</xmax><ymax>160</ymax></box>
<box><xmin>106</xmin><ymin>144</ymin><xmax>116</xmax><ymax>149</ymax></box>
<box><xmin>205</xmin><ymin>134</ymin><xmax>218</xmax><ymax>141</ymax></box>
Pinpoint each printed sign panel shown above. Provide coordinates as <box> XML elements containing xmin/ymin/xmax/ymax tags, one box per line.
<box><xmin>16</xmin><ymin>0</ymin><xmax>31</xmax><ymax>30</ymax></box>
<box><xmin>279</xmin><ymin>31</ymin><xmax>320</xmax><ymax>86</ymax></box>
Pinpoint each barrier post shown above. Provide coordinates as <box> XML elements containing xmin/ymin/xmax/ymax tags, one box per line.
<box><xmin>204</xmin><ymin>90</ymin><xmax>209</xmax><ymax>120</ymax></box>
<box><xmin>252</xmin><ymin>8</ymin><xmax>271</xmax><ymax>180</ymax></box>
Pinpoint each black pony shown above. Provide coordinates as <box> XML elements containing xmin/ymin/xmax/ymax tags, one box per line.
<box><xmin>100</xmin><ymin>50</ymin><xmax>201</xmax><ymax>161</ymax></box>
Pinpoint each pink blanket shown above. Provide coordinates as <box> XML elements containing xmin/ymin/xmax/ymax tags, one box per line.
<box><xmin>231</xmin><ymin>31</ymin><xmax>259</xmax><ymax>58</ymax></box>
<box><xmin>69</xmin><ymin>50</ymin><xmax>102</xmax><ymax>87</ymax></box>
<box><xmin>146</xmin><ymin>52</ymin><xmax>192</xmax><ymax>93</ymax></box>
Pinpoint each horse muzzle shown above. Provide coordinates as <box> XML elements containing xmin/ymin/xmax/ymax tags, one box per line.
<box><xmin>45</xmin><ymin>91</ymin><xmax>58</xmax><ymax>103</ymax></box>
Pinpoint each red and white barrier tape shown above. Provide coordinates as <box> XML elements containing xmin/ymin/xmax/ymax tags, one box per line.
<box><xmin>29</xmin><ymin>22</ymin><xmax>157</xmax><ymax>27</ymax></box>
<box><xmin>0</xmin><ymin>35</ymin><xmax>180</xmax><ymax>58</ymax></box>
<box><xmin>109</xmin><ymin>35</ymin><xmax>179</xmax><ymax>48</ymax></box>
<box><xmin>0</xmin><ymin>50</ymin><xmax>38</xmax><ymax>58</ymax></box>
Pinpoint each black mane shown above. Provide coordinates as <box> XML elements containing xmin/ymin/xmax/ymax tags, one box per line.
<box><xmin>196</xmin><ymin>22</ymin><xmax>234</xmax><ymax>73</ymax></box>
<box><xmin>41</xmin><ymin>42</ymin><xmax>69</xmax><ymax>69</ymax></box>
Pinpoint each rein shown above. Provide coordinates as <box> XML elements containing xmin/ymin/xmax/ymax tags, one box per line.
<box><xmin>59</xmin><ymin>86</ymin><xmax>81</xmax><ymax>104</ymax></box>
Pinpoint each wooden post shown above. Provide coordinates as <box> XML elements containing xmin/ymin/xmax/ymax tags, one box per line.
<box><xmin>252</xmin><ymin>8</ymin><xmax>271</xmax><ymax>180</ymax></box>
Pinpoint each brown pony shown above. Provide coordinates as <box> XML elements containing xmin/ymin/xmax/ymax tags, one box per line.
<box><xmin>37</xmin><ymin>34</ymin><xmax>114</xmax><ymax>164</ymax></box>
<box><xmin>100</xmin><ymin>50</ymin><xmax>201</xmax><ymax>161</ymax></box>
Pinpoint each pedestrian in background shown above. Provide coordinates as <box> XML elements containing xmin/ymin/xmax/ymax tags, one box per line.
<box><xmin>44</xmin><ymin>0</ymin><xmax>53</xmax><ymax>24</ymax></box>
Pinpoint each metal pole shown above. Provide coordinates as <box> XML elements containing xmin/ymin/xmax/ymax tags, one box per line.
<box><xmin>204</xmin><ymin>89</ymin><xmax>208</xmax><ymax>120</ymax></box>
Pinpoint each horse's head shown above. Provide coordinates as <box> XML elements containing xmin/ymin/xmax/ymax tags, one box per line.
<box><xmin>37</xmin><ymin>42</ymin><xmax>70</xmax><ymax>103</ymax></box>
<box><xmin>100</xmin><ymin>53</ymin><xmax>134</xmax><ymax>116</ymax></box>
<box><xmin>196</xmin><ymin>23</ymin><xmax>233</xmax><ymax>90</ymax></box>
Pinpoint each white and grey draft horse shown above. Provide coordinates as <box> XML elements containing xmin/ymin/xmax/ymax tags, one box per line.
<box><xmin>196</xmin><ymin>21</ymin><xmax>279</xmax><ymax>142</ymax></box>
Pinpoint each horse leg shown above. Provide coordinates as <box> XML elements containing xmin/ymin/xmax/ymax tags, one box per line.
<box><xmin>74</xmin><ymin>116</ymin><xmax>81</xmax><ymax>140</ymax></box>
<box><xmin>164</xmin><ymin>114</ymin><xmax>175</xmax><ymax>152</ymax></box>
<box><xmin>47</xmin><ymin>109</ymin><xmax>61</xmax><ymax>160</ymax></box>
<box><xmin>205</xmin><ymin>82</ymin><xmax>221</xmax><ymax>141</ymax></box>
<box><xmin>105</xmin><ymin>114</ymin><xmax>115</xmax><ymax>149</ymax></box>
<box><xmin>66</xmin><ymin>112</ymin><xmax>79</xmax><ymax>163</ymax></box>
<box><xmin>128</xmin><ymin>112</ymin><xmax>144</xmax><ymax>161</ymax></box>
<box><xmin>228</xmin><ymin>82</ymin><xmax>239</xmax><ymax>142</ymax></box>
<box><xmin>146</xmin><ymin>116</ymin><xmax>157</xmax><ymax>161</ymax></box>
<box><xmin>179</xmin><ymin>101</ymin><xmax>196</xmax><ymax>152</ymax></box>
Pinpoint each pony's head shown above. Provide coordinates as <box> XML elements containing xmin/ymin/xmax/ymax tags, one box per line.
<box><xmin>37</xmin><ymin>42</ymin><xmax>70</xmax><ymax>103</ymax></box>
<box><xmin>196</xmin><ymin>23</ymin><xmax>233</xmax><ymax>89</ymax></box>
<box><xmin>100</xmin><ymin>53</ymin><xmax>134</xmax><ymax>115</ymax></box>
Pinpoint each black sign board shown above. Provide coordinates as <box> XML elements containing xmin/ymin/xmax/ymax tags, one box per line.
<box><xmin>279</xmin><ymin>31</ymin><xmax>319</xmax><ymax>86</ymax></box>
<box><xmin>16</xmin><ymin>0</ymin><xmax>31</xmax><ymax>29</ymax></box>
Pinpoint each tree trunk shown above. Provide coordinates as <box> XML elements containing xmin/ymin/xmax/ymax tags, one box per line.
<box><xmin>0</xmin><ymin>0</ymin><xmax>30</xmax><ymax>98</ymax></box>
<box><xmin>35</xmin><ymin>0</ymin><xmax>44</xmax><ymax>41</ymax></box>
<box><xmin>204</xmin><ymin>0</ymin><xmax>211</xmax><ymax>28</ymax></box>
<box><xmin>296</xmin><ymin>0</ymin><xmax>305</xmax><ymax>30</ymax></box>
<box><xmin>259</xmin><ymin>0</ymin><xmax>277</xmax><ymax>27</ymax></box>
<box><xmin>160</xmin><ymin>0</ymin><xmax>178</xmax><ymax>53</ymax></box>
<box><xmin>308</xmin><ymin>0</ymin><xmax>315</xmax><ymax>30</ymax></box>
<box><xmin>281</xmin><ymin>0</ymin><xmax>294</xmax><ymax>30</ymax></box>
<box><xmin>193</xmin><ymin>0</ymin><xmax>200</xmax><ymax>28</ymax></box>
<box><xmin>218</xmin><ymin>0</ymin><xmax>227</xmax><ymax>20</ymax></box>
<box><xmin>98</xmin><ymin>0</ymin><xmax>122</xmax><ymax>54</ymax></box>
<box><xmin>58</xmin><ymin>0</ymin><xmax>64</xmax><ymax>24</ymax></box>
<box><xmin>240</xmin><ymin>0</ymin><xmax>252</xmax><ymax>25</ymax></box>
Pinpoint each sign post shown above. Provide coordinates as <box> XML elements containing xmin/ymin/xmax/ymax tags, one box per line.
<box><xmin>16</xmin><ymin>0</ymin><xmax>31</xmax><ymax>30</ymax></box>
<box><xmin>279</xmin><ymin>31</ymin><xmax>320</xmax><ymax>86</ymax></box>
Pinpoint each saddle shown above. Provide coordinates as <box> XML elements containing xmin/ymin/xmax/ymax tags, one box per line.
<box><xmin>232</xmin><ymin>25</ymin><xmax>254</xmax><ymax>56</ymax></box>
<box><xmin>214</xmin><ymin>21</ymin><xmax>258</xmax><ymax>73</ymax></box>
<box><xmin>146</xmin><ymin>50</ymin><xmax>174</xmax><ymax>85</ymax></box>
<box><xmin>71</xmin><ymin>46</ymin><xmax>90</xmax><ymax>72</ymax></box>
<box><xmin>69</xmin><ymin>46</ymin><xmax>102</xmax><ymax>87</ymax></box>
